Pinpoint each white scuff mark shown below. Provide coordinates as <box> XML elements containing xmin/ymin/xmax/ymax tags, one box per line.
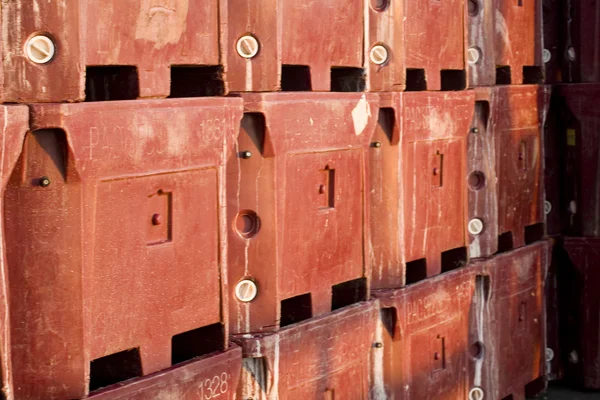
<box><xmin>470</xmin><ymin>236</ymin><xmax>482</xmax><ymax>258</ymax></box>
<box><xmin>352</xmin><ymin>95</ymin><xmax>371</xmax><ymax>136</ymax></box>
<box><xmin>473</xmin><ymin>278</ymin><xmax>486</xmax><ymax>387</ymax></box>
<box><xmin>495</xmin><ymin>10</ymin><xmax>514</xmax><ymax>60</ymax></box>
<box><xmin>371</xmin><ymin>318</ymin><xmax>386</xmax><ymax>400</ymax></box>
<box><xmin>245</xmin><ymin>60</ymin><xmax>253</xmax><ymax>92</ymax></box>
<box><xmin>0</xmin><ymin>108</ymin><xmax>12</xmax><ymax>400</ymax></box>
<box><xmin>270</xmin><ymin>336</ymin><xmax>280</xmax><ymax>400</ymax></box>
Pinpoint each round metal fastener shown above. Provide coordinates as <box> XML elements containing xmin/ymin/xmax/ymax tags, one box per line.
<box><xmin>373</xmin><ymin>342</ymin><xmax>383</xmax><ymax>348</ymax></box>
<box><xmin>372</xmin><ymin>141</ymin><xmax>382</xmax><ymax>148</ymax></box>
<box><xmin>545</xmin><ymin>200</ymin><xmax>552</xmax><ymax>215</ymax></box>
<box><xmin>236</xmin><ymin>35</ymin><xmax>260</xmax><ymax>59</ymax></box>
<box><xmin>25</xmin><ymin>35</ymin><xmax>55</xmax><ymax>64</ymax></box>
<box><xmin>241</xmin><ymin>151</ymin><xmax>252</xmax><ymax>159</ymax></box>
<box><xmin>152</xmin><ymin>213</ymin><xmax>162</xmax><ymax>226</ymax></box>
<box><xmin>546</xmin><ymin>348</ymin><xmax>555</xmax><ymax>362</ymax></box>
<box><xmin>569</xmin><ymin>200</ymin><xmax>577</xmax><ymax>215</ymax></box>
<box><xmin>370</xmin><ymin>45</ymin><xmax>389</xmax><ymax>65</ymax></box>
<box><xmin>542</xmin><ymin>49</ymin><xmax>552</xmax><ymax>64</ymax></box>
<box><xmin>567</xmin><ymin>47</ymin><xmax>577</xmax><ymax>61</ymax></box>
<box><xmin>39</xmin><ymin>176</ymin><xmax>51</xmax><ymax>188</ymax></box>
<box><xmin>469</xmin><ymin>387</ymin><xmax>485</xmax><ymax>400</ymax></box>
<box><xmin>468</xmin><ymin>218</ymin><xmax>484</xmax><ymax>235</ymax></box>
<box><xmin>467</xmin><ymin>47</ymin><xmax>482</xmax><ymax>65</ymax></box>
<box><xmin>471</xmin><ymin>127</ymin><xmax>479</xmax><ymax>134</ymax></box>
<box><xmin>235</xmin><ymin>279</ymin><xmax>258</xmax><ymax>302</ymax></box>
<box><xmin>569</xmin><ymin>350</ymin><xmax>579</xmax><ymax>364</ymax></box>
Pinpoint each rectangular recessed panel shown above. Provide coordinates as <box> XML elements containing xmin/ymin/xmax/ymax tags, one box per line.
<box><xmin>91</xmin><ymin>169</ymin><xmax>222</xmax><ymax>359</ymax></box>
<box><xmin>281</xmin><ymin>150</ymin><xmax>364</xmax><ymax>300</ymax></box>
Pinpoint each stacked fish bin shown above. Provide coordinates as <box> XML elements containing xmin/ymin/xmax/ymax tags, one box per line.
<box><xmin>543</xmin><ymin>0</ymin><xmax>600</xmax><ymax>389</ymax></box>
<box><xmin>0</xmin><ymin>0</ymin><xmax>577</xmax><ymax>399</ymax></box>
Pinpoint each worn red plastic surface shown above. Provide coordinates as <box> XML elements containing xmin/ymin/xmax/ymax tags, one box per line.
<box><xmin>404</xmin><ymin>0</ymin><xmax>465</xmax><ymax>90</ymax></box>
<box><xmin>556</xmin><ymin>84</ymin><xmax>600</xmax><ymax>236</ymax></box>
<box><xmin>373</xmin><ymin>266</ymin><xmax>476</xmax><ymax>400</ymax></box>
<box><xmin>2</xmin><ymin>1</ymin><xmax>222</xmax><ymax>101</ymax></box>
<box><xmin>233</xmin><ymin>301</ymin><xmax>378</xmax><ymax>399</ymax></box>
<box><xmin>469</xmin><ymin>241</ymin><xmax>549</xmax><ymax>400</ymax></box>
<box><xmin>564</xmin><ymin>0</ymin><xmax>600</xmax><ymax>82</ymax></box>
<box><xmin>227</xmin><ymin>93</ymin><xmax>378</xmax><ymax>334</ymax></box>
<box><xmin>89</xmin><ymin>346</ymin><xmax>242</xmax><ymax>400</ymax></box>
<box><xmin>369</xmin><ymin>92</ymin><xmax>472</xmax><ymax>289</ymax></box>
<box><xmin>3</xmin><ymin>98</ymin><xmax>243</xmax><ymax>399</ymax></box>
<box><xmin>561</xmin><ymin>237</ymin><xmax>600</xmax><ymax>389</ymax></box>
<box><xmin>0</xmin><ymin>105</ymin><xmax>32</xmax><ymax>397</ymax></box>
<box><xmin>493</xmin><ymin>0</ymin><xmax>544</xmax><ymax>84</ymax></box>
<box><xmin>466</xmin><ymin>0</ymin><xmax>496</xmax><ymax>86</ymax></box>
<box><xmin>226</xmin><ymin>0</ymin><xmax>405</xmax><ymax>92</ymax></box>
<box><xmin>475</xmin><ymin>85</ymin><xmax>549</xmax><ymax>251</ymax></box>
<box><xmin>467</xmin><ymin>98</ymin><xmax>499</xmax><ymax>258</ymax></box>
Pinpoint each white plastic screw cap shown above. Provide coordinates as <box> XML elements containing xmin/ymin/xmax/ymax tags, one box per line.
<box><xmin>236</xmin><ymin>35</ymin><xmax>260</xmax><ymax>59</ymax></box>
<box><xmin>468</xmin><ymin>218</ymin><xmax>484</xmax><ymax>235</ymax></box>
<box><xmin>469</xmin><ymin>387</ymin><xmax>485</xmax><ymax>400</ymax></box>
<box><xmin>546</xmin><ymin>348</ymin><xmax>555</xmax><ymax>362</ymax></box>
<box><xmin>569</xmin><ymin>200</ymin><xmax>577</xmax><ymax>215</ymax></box>
<box><xmin>25</xmin><ymin>35</ymin><xmax>55</xmax><ymax>64</ymax></box>
<box><xmin>467</xmin><ymin>47</ymin><xmax>481</xmax><ymax>65</ymax></box>
<box><xmin>542</xmin><ymin>49</ymin><xmax>552</xmax><ymax>64</ymax></box>
<box><xmin>235</xmin><ymin>279</ymin><xmax>258</xmax><ymax>302</ymax></box>
<box><xmin>370</xmin><ymin>45</ymin><xmax>389</xmax><ymax>65</ymax></box>
<box><xmin>545</xmin><ymin>200</ymin><xmax>552</xmax><ymax>215</ymax></box>
<box><xmin>569</xmin><ymin>350</ymin><xmax>579</xmax><ymax>364</ymax></box>
<box><xmin>567</xmin><ymin>47</ymin><xmax>577</xmax><ymax>61</ymax></box>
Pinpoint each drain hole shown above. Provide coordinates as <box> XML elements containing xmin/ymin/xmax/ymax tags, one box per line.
<box><xmin>440</xmin><ymin>69</ymin><xmax>466</xmax><ymax>91</ymax></box>
<box><xmin>469</xmin><ymin>341</ymin><xmax>484</xmax><ymax>359</ymax></box>
<box><xmin>85</xmin><ymin>66</ymin><xmax>139</xmax><ymax>102</ymax></box>
<box><xmin>281</xmin><ymin>65</ymin><xmax>312</xmax><ymax>91</ymax></box>
<box><xmin>89</xmin><ymin>348</ymin><xmax>142</xmax><ymax>392</ymax></box>
<box><xmin>524</xmin><ymin>223</ymin><xmax>545</xmax><ymax>244</ymax></box>
<box><xmin>170</xmin><ymin>66</ymin><xmax>225</xmax><ymax>98</ymax></box>
<box><xmin>441</xmin><ymin>246</ymin><xmax>468</xmax><ymax>273</ymax></box>
<box><xmin>468</xmin><ymin>171</ymin><xmax>486</xmax><ymax>191</ymax></box>
<box><xmin>331</xmin><ymin>277</ymin><xmax>367</xmax><ymax>311</ymax></box>
<box><xmin>497</xmin><ymin>232</ymin><xmax>514</xmax><ymax>253</ymax></box>
<box><xmin>496</xmin><ymin>66</ymin><xmax>512</xmax><ymax>84</ymax></box>
<box><xmin>406</xmin><ymin>258</ymin><xmax>427</xmax><ymax>284</ymax></box>
<box><xmin>523</xmin><ymin>66</ymin><xmax>544</xmax><ymax>84</ymax></box>
<box><xmin>280</xmin><ymin>293</ymin><xmax>312</xmax><ymax>327</ymax></box>
<box><xmin>171</xmin><ymin>323</ymin><xmax>225</xmax><ymax>365</ymax></box>
<box><xmin>330</xmin><ymin>67</ymin><xmax>366</xmax><ymax>92</ymax></box>
<box><xmin>405</xmin><ymin>69</ymin><xmax>427</xmax><ymax>91</ymax></box>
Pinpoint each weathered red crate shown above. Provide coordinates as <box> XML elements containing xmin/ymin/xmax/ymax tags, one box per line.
<box><xmin>3</xmin><ymin>98</ymin><xmax>243</xmax><ymax>399</ymax></box>
<box><xmin>542</xmin><ymin>0</ymin><xmax>562</xmax><ymax>83</ymax></box>
<box><xmin>227</xmin><ymin>93</ymin><xmax>378</xmax><ymax>334</ymax></box>
<box><xmin>493</xmin><ymin>0</ymin><xmax>544</xmax><ymax>84</ymax></box>
<box><xmin>0</xmin><ymin>105</ymin><xmax>31</xmax><ymax>397</ymax></box>
<box><xmin>225</xmin><ymin>0</ymin><xmax>405</xmax><ymax>92</ymax></box>
<box><xmin>89</xmin><ymin>346</ymin><xmax>241</xmax><ymax>400</ymax></box>
<box><xmin>465</xmin><ymin>0</ymin><xmax>496</xmax><ymax>86</ymax></box>
<box><xmin>545</xmin><ymin>237</ymin><xmax>565</xmax><ymax>381</ymax></box>
<box><xmin>561</xmin><ymin>237</ymin><xmax>600</xmax><ymax>389</ymax></box>
<box><xmin>404</xmin><ymin>0</ymin><xmax>465</xmax><ymax>90</ymax></box>
<box><xmin>369</xmin><ymin>91</ymin><xmax>473</xmax><ymax>289</ymax></box>
<box><xmin>475</xmin><ymin>85</ymin><xmax>550</xmax><ymax>252</ymax></box>
<box><xmin>233</xmin><ymin>301</ymin><xmax>378</xmax><ymax>399</ymax></box>
<box><xmin>468</xmin><ymin>241</ymin><xmax>550</xmax><ymax>400</ymax></box>
<box><xmin>544</xmin><ymin>89</ymin><xmax>565</xmax><ymax>235</ymax></box>
<box><xmin>2</xmin><ymin>1</ymin><xmax>223</xmax><ymax>101</ymax></box>
<box><xmin>563</xmin><ymin>0</ymin><xmax>600</xmax><ymax>82</ymax></box>
<box><xmin>372</xmin><ymin>266</ymin><xmax>476</xmax><ymax>399</ymax></box>
<box><xmin>555</xmin><ymin>84</ymin><xmax>600</xmax><ymax>236</ymax></box>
